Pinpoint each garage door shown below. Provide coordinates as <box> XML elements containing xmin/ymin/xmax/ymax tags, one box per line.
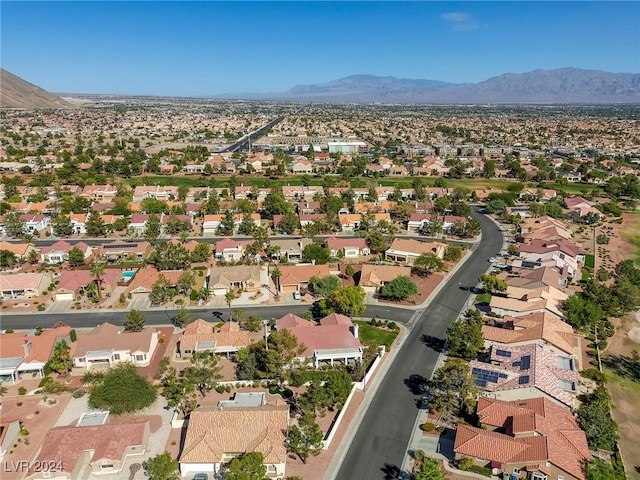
<box><xmin>281</xmin><ymin>284</ymin><xmax>298</xmax><ymax>293</ymax></box>
<box><xmin>55</xmin><ymin>293</ymin><xmax>74</xmax><ymax>301</ymax></box>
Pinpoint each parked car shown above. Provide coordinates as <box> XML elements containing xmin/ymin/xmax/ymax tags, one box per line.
<box><xmin>293</xmin><ymin>291</ymin><xmax>301</xmax><ymax>300</ymax></box>
<box><xmin>193</xmin><ymin>474</ymin><xmax>208</xmax><ymax>480</ymax></box>
<box><xmin>488</xmin><ymin>257</ymin><xmax>496</xmax><ymax>263</ymax></box>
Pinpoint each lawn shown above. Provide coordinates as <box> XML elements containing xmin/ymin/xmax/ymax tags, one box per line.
<box><xmin>475</xmin><ymin>293</ymin><xmax>492</xmax><ymax>304</ymax></box>
<box><xmin>619</xmin><ymin>212</ymin><xmax>640</xmax><ymax>265</ymax></box>
<box><xmin>355</xmin><ymin>320</ymin><xmax>400</xmax><ymax>351</ymax></box>
<box><xmin>584</xmin><ymin>254</ymin><xmax>595</xmax><ymax>269</ymax></box>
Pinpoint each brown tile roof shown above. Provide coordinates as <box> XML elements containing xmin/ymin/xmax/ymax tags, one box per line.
<box><xmin>180</xmin><ymin>319</ymin><xmax>251</xmax><ymax>352</ymax></box>
<box><xmin>0</xmin><ymin>272</ymin><xmax>49</xmax><ymax>291</ymax></box>
<box><xmin>468</xmin><ymin>396</ymin><xmax>589</xmax><ymax>479</ymax></box>
<box><xmin>0</xmin><ymin>326</ymin><xmax>70</xmax><ymax>363</ymax></box>
<box><xmin>0</xmin><ymin>241</ymin><xmax>33</xmax><ymax>256</ymax></box>
<box><xmin>483</xmin><ymin>311</ymin><xmax>577</xmax><ymax>355</ymax></box>
<box><xmin>74</xmin><ymin>323</ymin><xmax>156</xmax><ymax>357</ymax></box>
<box><xmin>359</xmin><ymin>264</ymin><xmax>411</xmax><ymax>288</ymax></box>
<box><xmin>180</xmin><ymin>405</ymin><xmax>289</xmax><ymax>465</ymax></box>
<box><xmin>35</xmin><ymin>421</ymin><xmax>149</xmax><ymax>474</ymax></box>
<box><xmin>387</xmin><ymin>238</ymin><xmax>446</xmax><ymax>257</ymax></box>
<box><xmin>278</xmin><ymin>264</ymin><xmax>331</xmax><ymax>287</ymax></box>
<box><xmin>55</xmin><ymin>268</ymin><xmax>118</xmax><ymax>294</ymax></box>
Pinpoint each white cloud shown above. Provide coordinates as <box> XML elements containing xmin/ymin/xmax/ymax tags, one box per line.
<box><xmin>441</xmin><ymin>11</ymin><xmax>480</xmax><ymax>31</ymax></box>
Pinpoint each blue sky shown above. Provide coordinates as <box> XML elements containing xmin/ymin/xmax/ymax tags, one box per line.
<box><xmin>2</xmin><ymin>1</ymin><xmax>638</xmax><ymax>96</ymax></box>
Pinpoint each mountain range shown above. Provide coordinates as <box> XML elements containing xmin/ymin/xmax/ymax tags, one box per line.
<box><xmin>1</xmin><ymin>67</ymin><xmax>639</xmax><ymax>108</ymax></box>
<box><xmin>0</xmin><ymin>68</ymin><xmax>74</xmax><ymax>109</ymax></box>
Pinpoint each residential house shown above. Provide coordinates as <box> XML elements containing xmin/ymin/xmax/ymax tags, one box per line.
<box><xmin>95</xmin><ymin>240</ymin><xmax>152</xmax><ymax>263</ymax></box>
<box><xmin>338</xmin><ymin>213</ymin><xmax>391</xmax><ymax>232</ymax></box>
<box><xmin>275</xmin><ymin>313</ymin><xmax>363</xmax><ymax>368</ymax></box>
<box><xmin>73</xmin><ymin>323</ymin><xmax>159</xmax><ymax>370</ymax></box>
<box><xmin>407</xmin><ymin>213</ymin><xmax>432</xmax><ymax>233</ymax></box>
<box><xmin>208</xmin><ymin>265</ymin><xmax>262</xmax><ymax>296</ymax></box>
<box><xmin>214</xmin><ymin>238</ymin><xmax>256</xmax><ymax>262</ymax></box>
<box><xmin>454</xmin><ymin>397</ymin><xmax>589</xmax><ymax>480</ymax></box>
<box><xmin>469</xmin><ymin>343</ymin><xmax>580</xmax><ymax>407</ymax></box>
<box><xmin>202</xmin><ymin>213</ymin><xmax>261</xmax><ymax>235</ymax></box>
<box><xmin>81</xmin><ymin>184</ymin><xmax>118</xmax><ymax>201</ymax></box>
<box><xmin>177</xmin><ymin>318</ymin><xmax>251</xmax><ymax>357</ymax></box>
<box><xmin>290</xmin><ymin>159</ymin><xmax>313</xmax><ymax>174</ymax></box>
<box><xmin>0</xmin><ymin>419</ymin><xmax>22</xmax><ymax>460</ymax></box>
<box><xmin>0</xmin><ymin>241</ymin><xmax>37</xmax><ymax>262</ymax></box>
<box><xmin>483</xmin><ymin>311</ymin><xmax>582</xmax><ymax>364</ymax></box>
<box><xmin>516</xmin><ymin>239</ymin><xmax>580</xmax><ymax>278</ymax></box>
<box><xmin>40</xmin><ymin>240</ymin><xmax>92</xmax><ymax>264</ymax></box>
<box><xmin>0</xmin><ymin>325</ymin><xmax>71</xmax><ymax>383</ymax></box>
<box><xmin>28</xmin><ymin>420</ymin><xmax>150</xmax><ymax>480</ymax></box>
<box><xmin>385</xmin><ymin>238</ymin><xmax>446</xmax><ymax>265</ymax></box>
<box><xmin>564</xmin><ymin>196</ymin><xmax>602</xmax><ymax>220</ymax></box>
<box><xmin>489</xmin><ymin>285</ymin><xmax>568</xmax><ymax>319</ymax></box>
<box><xmin>180</xmin><ymin>404</ymin><xmax>289</xmax><ymax>479</ymax></box>
<box><xmin>125</xmin><ymin>268</ymin><xmax>182</xmax><ymax>301</ymax></box>
<box><xmin>269</xmin><ymin>238</ymin><xmax>312</xmax><ymax>263</ymax></box>
<box><xmin>54</xmin><ymin>268</ymin><xmax>118</xmax><ymax>302</ymax></box>
<box><xmin>277</xmin><ymin>264</ymin><xmax>331</xmax><ymax>293</ymax></box>
<box><xmin>440</xmin><ymin>215</ymin><xmax>467</xmax><ymax>233</ymax></box>
<box><xmin>324</xmin><ymin>237</ymin><xmax>370</xmax><ymax>257</ymax></box>
<box><xmin>359</xmin><ymin>264</ymin><xmax>412</xmax><ymax>293</ymax></box>
<box><xmin>0</xmin><ymin>272</ymin><xmax>51</xmax><ymax>299</ymax></box>
<box><xmin>502</xmin><ymin>266</ymin><xmax>567</xmax><ymax>290</ymax></box>
<box><xmin>132</xmin><ymin>185</ymin><xmax>179</xmax><ymax>202</ymax></box>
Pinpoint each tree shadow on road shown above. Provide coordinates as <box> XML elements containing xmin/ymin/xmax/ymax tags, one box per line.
<box><xmin>381</xmin><ymin>463</ymin><xmax>401</xmax><ymax>480</ymax></box>
<box><xmin>420</xmin><ymin>334</ymin><xmax>444</xmax><ymax>352</ymax></box>
<box><xmin>404</xmin><ymin>373</ymin><xmax>427</xmax><ymax>395</ymax></box>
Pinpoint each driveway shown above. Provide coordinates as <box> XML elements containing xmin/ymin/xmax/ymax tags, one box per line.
<box><xmin>46</xmin><ymin>299</ymin><xmax>73</xmax><ymax>313</ymax></box>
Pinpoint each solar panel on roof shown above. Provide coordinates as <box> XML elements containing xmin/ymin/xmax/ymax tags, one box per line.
<box><xmin>520</xmin><ymin>355</ymin><xmax>531</xmax><ymax>370</ymax></box>
<box><xmin>518</xmin><ymin>375</ymin><xmax>530</xmax><ymax>384</ymax></box>
<box><xmin>104</xmin><ymin>243</ymin><xmax>138</xmax><ymax>249</ymax></box>
<box><xmin>496</xmin><ymin>349</ymin><xmax>512</xmax><ymax>358</ymax></box>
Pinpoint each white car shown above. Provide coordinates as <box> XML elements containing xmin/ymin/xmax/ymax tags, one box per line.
<box><xmin>488</xmin><ymin>257</ymin><xmax>496</xmax><ymax>263</ymax></box>
<box><xmin>293</xmin><ymin>291</ymin><xmax>301</xmax><ymax>300</ymax></box>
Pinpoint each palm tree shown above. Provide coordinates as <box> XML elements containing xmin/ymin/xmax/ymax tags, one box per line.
<box><xmin>0</xmin><ymin>385</ymin><xmax>8</xmax><ymax>396</ymax></box>
<box><xmin>90</xmin><ymin>261</ymin><xmax>106</xmax><ymax>300</ymax></box>
<box><xmin>198</xmin><ymin>287</ymin><xmax>211</xmax><ymax>302</ymax></box>
<box><xmin>225</xmin><ymin>291</ymin><xmax>237</xmax><ymax>322</ymax></box>
<box><xmin>271</xmin><ymin>266</ymin><xmax>282</xmax><ymax>293</ymax></box>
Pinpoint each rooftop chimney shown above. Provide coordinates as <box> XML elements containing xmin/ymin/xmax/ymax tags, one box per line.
<box><xmin>22</xmin><ymin>340</ymin><xmax>31</xmax><ymax>357</ymax></box>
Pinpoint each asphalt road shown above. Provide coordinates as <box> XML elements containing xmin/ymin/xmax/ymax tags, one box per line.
<box><xmin>0</xmin><ymin>303</ymin><xmax>415</xmax><ymax>330</ymax></box>
<box><xmin>333</xmin><ymin>208</ymin><xmax>504</xmax><ymax>480</ymax></box>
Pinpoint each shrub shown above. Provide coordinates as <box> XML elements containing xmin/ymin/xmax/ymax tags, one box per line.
<box><xmin>580</xmin><ymin>368</ymin><xmax>605</xmax><ymax>384</ymax></box>
<box><xmin>587</xmin><ymin>349</ymin><xmax>598</xmax><ymax>358</ymax></box>
<box><xmin>215</xmin><ymin>385</ymin><xmax>225</xmax><ymax>394</ymax></box>
<box><xmin>72</xmin><ymin>389</ymin><xmax>85</xmax><ymax>398</ymax></box>
<box><xmin>19</xmin><ymin>428</ymin><xmax>29</xmax><ymax>436</ymax></box>
<box><xmin>38</xmin><ymin>376</ymin><xmax>53</xmax><ymax>388</ymax></box>
<box><xmin>414</xmin><ymin>449</ymin><xmax>425</xmax><ymax>461</ymax></box>
<box><xmin>190</xmin><ymin>289</ymin><xmax>198</xmax><ymax>301</ymax></box>
<box><xmin>37</xmin><ymin>304</ymin><xmax>46</xmax><ymax>311</ymax></box>
<box><xmin>69</xmin><ymin>329</ymin><xmax>77</xmax><ymax>342</ymax></box>
<box><xmin>158</xmin><ymin>337</ymin><xmax>164</xmax><ymax>344</ymax></box>
<box><xmin>18</xmin><ymin>386</ymin><xmax>27</xmax><ymax>395</ymax></box>
<box><xmin>5</xmin><ymin>328</ymin><xmax>14</xmax><ymax>333</ymax></box>
<box><xmin>16</xmin><ymin>402</ymin><xmax>22</xmax><ymax>407</ymax></box>
<box><xmin>421</xmin><ymin>422</ymin><xmax>435</xmax><ymax>432</ymax></box>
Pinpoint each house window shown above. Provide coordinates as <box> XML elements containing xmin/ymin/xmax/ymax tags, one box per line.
<box><xmin>113</xmin><ymin>353</ymin><xmax>120</xmax><ymax>360</ymax></box>
<box><xmin>559</xmin><ymin>253</ymin><xmax>565</xmax><ymax>260</ymax></box>
<box><xmin>557</xmin><ymin>476</ymin><xmax>564</xmax><ymax>480</ymax></box>
<box><xmin>530</xmin><ymin>473</ymin><xmax>547</xmax><ymax>480</ymax></box>
<box><xmin>135</xmin><ymin>354</ymin><xmax>145</xmax><ymax>362</ymax></box>
<box><xmin>78</xmin><ymin>357</ymin><xmax>85</xmax><ymax>364</ymax></box>
<box><xmin>513</xmin><ymin>467</ymin><xmax>521</xmax><ymax>474</ymax></box>
<box><xmin>184</xmin><ymin>350</ymin><xmax>192</xmax><ymax>354</ymax></box>
<box><xmin>101</xmin><ymin>463</ymin><xmax>114</xmax><ymax>469</ymax></box>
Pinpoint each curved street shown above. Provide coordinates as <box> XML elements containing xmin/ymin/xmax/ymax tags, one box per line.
<box><xmin>333</xmin><ymin>207</ymin><xmax>504</xmax><ymax>480</ymax></box>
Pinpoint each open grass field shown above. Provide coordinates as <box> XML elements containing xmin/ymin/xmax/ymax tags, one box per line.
<box><xmin>355</xmin><ymin>320</ymin><xmax>400</xmax><ymax>351</ymax></box>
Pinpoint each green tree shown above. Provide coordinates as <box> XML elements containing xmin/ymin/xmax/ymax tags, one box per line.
<box><xmin>225</xmin><ymin>290</ymin><xmax>237</xmax><ymax>322</ymax></box>
<box><xmin>52</xmin><ymin>214</ymin><xmax>74</xmax><ymax>236</ymax></box>
<box><xmin>0</xmin><ymin>250</ymin><xmax>18</xmax><ymax>268</ymax></box>
<box><xmin>144</xmin><ymin>214</ymin><xmax>162</xmax><ymax>243</ymax></box>
<box><xmin>446</xmin><ymin>310</ymin><xmax>484</xmax><ymax>360</ymax></box>
<box><xmin>563</xmin><ymin>294</ymin><xmax>604</xmax><ymax>330</ymax></box>
<box><xmin>176</xmin><ymin>270</ymin><xmax>196</xmax><ymax>295</ymax></box>
<box><xmin>88</xmin><ymin>363</ymin><xmax>157</xmax><ymax>414</ymax></box>
<box><xmin>366</xmin><ymin>228</ymin><xmax>389</xmax><ymax>254</ymax></box>
<box><xmin>302</xmin><ymin>244</ymin><xmax>331</xmax><ymax>265</ymax></box>
<box><xmin>345</xmin><ymin>264</ymin><xmax>356</xmax><ymax>278</ymax></box>
<box><xmin>584</xmin><ymin>457</ymin><xmax>626</xmax><ymax>480</ymax></box>
<box><xmin>85</xmin><ymin>210</ymin><xmax>107</xmax><ymax>237</ymax></box>
<box><xmin>148</xmin><ymin>242</ymin><xmax>192</xmax><ymax>270</ymax></box>
<box><xmin>279</xmin><ymin>210</ymin><xmax>300</xmax><ymax>234</ymax></box>
<box><xmin>413</xmin><ymin>253</ymin><xmax>445</xmax><ymax>275</ymax></box>
<box><xmin>576</xmin><ymin>387</ymin><xmax>619</xmax><ymax>451</ymax></box>
<box><xmin>413</xmin><ymin>456</ymin><xmax>445</xmax><ymax>480</ymax></box>
<box><xmin>217</xmin><ymin>209</ymin><xmax>235</xmax><ymax>236</ymax></box>
<box><xmin>308</xmin><ymin>275</ymin><xmax>341</xmax><ymax>297</ymax></box>
<box><xmin>319</xmin><ymin>285</ymin><xmax>366</xmax><ymax>316</ymax></box>
<box><xmin>90</xmin><ymin>261</ymin><xmax>106</xmax><ymax>300</ymax></box>
<box><xmin>173</xmin><ymin>303</ymin><xmax>192</xmax><ymax>328</ymax></box>
<box><xmin>183</xmin><ymin>351</ymin><xmax>222</xmax><ymax>397</ymax></box>
<box><xmin>159</xmin><ymin>366</ymin><xmax>197</xmax><ymax>416</ymax></box>
<box><xmin>237</xmin><ymin>213</ymin><xmax>256</xmax><ymax>235</ymax></box>
<box><xmin>124</xmin><ymin>309</ymin><xmax>146</xmax><ymax>332</ymax></box>
<box><xmin>478</xmin><ymin>273</ymin><xmax>507</xmax><ymax>293</ymax></box>
<box><xmin>381</xmin><ymin>275</ymin><xmax>417</xmax><ymax>300</ymax></box>
<box><xmin>286</xmin><ymin>414</ymin><xmax>324</xmax><ymax>464</ymax></box>
<box><xmin>225</xmin><ymin>451</ymin><xmax>267</xmax><ymax>480</ymax></box>
<box><xmin>48</xmin><ymin>340</ymin><xmax>73</xmax><ymax>377</ymax></box>
<box><xmin>426</xmin><ymin>359</ymin><xmax>478</xmax><ymax>420</ymax></box>
<box><xmin>150</xmin><ymin>274</ymin><xmax>172</xmax><ymax>306</ymax></box>
<box><xmin>164</xmin><ymin>215</ymin><xmax>191</xmax><ymax>235</ymax></box>
<box><xmin>3</xmin><ymin>212</ymin><xmax>25</xmax><ymax>237</ymax></box>
<box><xmin>67</xmin><ymin>246</ymin><xmax>86</xmax><ymax>267</ymax></box>
<box><xmin>443</xmin><ymin>245</ymin><xmax>464</xmax><ymax>262</ymax></box>
<box><xmin>144</xmin><ymin>452</ymin><xmax>179</xmax><ymax>480</ymax></box>
<box><xmin>190</xmin><ymin>242</ymin><xmax>211</xmax><ymax>263</ymax></box>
